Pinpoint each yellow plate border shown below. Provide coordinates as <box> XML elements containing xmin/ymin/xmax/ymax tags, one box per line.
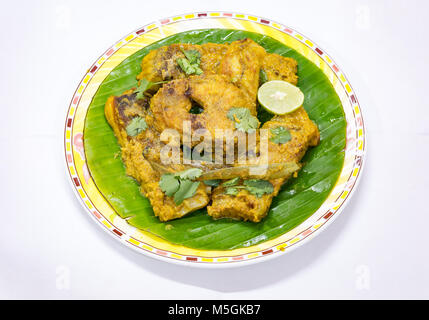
<box><xmin>64</xmin><ymin>12</ymin><xmax>366</xmax><ymax>266</ymax></box>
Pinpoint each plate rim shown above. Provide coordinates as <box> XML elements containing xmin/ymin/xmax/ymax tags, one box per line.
<box><xmin>64</xmin><ymin>11</ymin><xmax>366</xmax><ymax>268</ymax></box>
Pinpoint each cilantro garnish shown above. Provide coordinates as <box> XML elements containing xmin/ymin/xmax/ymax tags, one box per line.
<box><xmin>270</xmin><ymin>126</ymin><xmax>292</xmax><ymax>144</ymax></box>
<box><xmin>227</xmin><ymin>108</ymin><xmax>260</xmax><ymax>133</ymax></box>
<box><xmin>135</xmin><ymin>79</ymin><xmax>168</xmax><ymax>100</ymax></box>
<box><xmin>182</xmin><ymin>49</ymin><xmax>200</xmax><ymax>65</ymax></box>
<box><xmin>173</xmin><ymin>179</ymin><xmax>200</xmax><ymax>205</ymax></box>
<box><xmin>224</xmin><ymin>187</ymin><xmax>240</xmax><ymax>196</ymax></box>
<box><xmin>175</xmin><ymin>168</ymin><xmax>203</xmax><ymax>180</ymax></box>
<box><xmin>125</xmin><ymin>116</ymin><xmax>147</xmax><ymax>137</ymax></box>
<box><xmin>259</xmin><ymin>69</ymin><xmax>268</xmax><ymax>86</ymax></box>
<box><xmin>159</xmin><ymin>174</ymin><xmax>180</xmax><ymax>196</ymax></box>
<box><xmin>222</xmin><ymin>179</ymin><xmax>274</xmax><ymax>198</ymax></box>
<box><xmin>176</xmin><ymin>49</ymin><xmax>203</xmax><ymax>75</ymax></box>
<box><xmin>222</xmin><ymin>177</ymin><xmax>240</xmax><ymax>187</ymax></box>
<box><xmin>243</xmin><ymin>179</ymin><xmax>274</xmax><ymax>198</ymax></box>
<box><xmin>203</xmin><ymin>179</ymin><xmax>221</xmax><ymax>187</ymax></box>
<box><xmin>221</xmin><ymin>178</ymin><xmax>241</xmax><ymax>195</ymax></box>
<box><xmin>159</xmin><ymin>168</ymin><xmax>203</xmax><ymax>205</ymax></box>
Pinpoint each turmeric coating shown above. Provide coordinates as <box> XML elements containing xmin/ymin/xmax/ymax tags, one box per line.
<box><xmin>105</xmin><ymin>38</ymin><xmax>319</xmax><ymax>222</ymax></box>
<box><xmin>207</xmin><ymin>108</ymin><xmax>319</xmax><ymax>222</ymax></box>
<box><xmin>150</xmin><ymin>74</ymin><xmax>255</xmax><ymax>140</ymax></box>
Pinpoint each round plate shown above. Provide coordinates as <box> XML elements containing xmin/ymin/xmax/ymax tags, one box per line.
<box><xmin>64</xmin><ymin>12</ymin><xmax>366</xmax><ymax>267</ymax></box>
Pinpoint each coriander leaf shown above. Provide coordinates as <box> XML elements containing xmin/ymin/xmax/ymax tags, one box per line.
<box><xmin>160</xmin><ymin>168</ymin><xmax>203</xmax><ymax>204</ymax></box>
<box><xmin>159</xmin><ymin>174</ymin><xmax>180</xmax><ymax>197</ymax></box>
<box><xmin>174</xmin><ymin>180</ymin><xmax>200</xmax><ymax>205</ymax></box>
<box><xmin>243</xmin><ymin>179</ymin><xmax>274</xmax><ymax>198</ymax></box>
<box><xmin>125</xmin><ymin>116</ymin><xmax>147</xmax><ymax>136</ymax></box>
<box><xmin>203</xmin><ymin>179</ymin><xmax>221</xmax><ymax>187</ymax></box>
<box><xmin>259</xmin><ymin>69</ymin><xmax>268</xmax><ymax>86</ymax></box>
<box><xmin>270</xmin><ymin>126</ymin><xmax>292</xmax><ymax>144</ymax></box>
<box><xmin>227</xmin><ymin>107</ymin><xmax>259</xmax><ymax>133</ymax></box>
<box><xmin>175</xmin><ymin>168</ymin><xmax>203</xmax><ymax>180</ymax></box>
<box><xmin>135</xmin><ymin>79</ymin><xmax>151</xmax><ymax>100</ymax></box>
<box><xmin>193</xmin><ymin>65</ymin><xmax>203</xmax><ymax>75</ymax></box>
<box><xmin>227</xmin><ymin>107</ymin><xmax>248</xmax><ymax>120</ymax></box>
<box><xmin>177</xmin><ymin>58</ymin><xmax>203</xmax><ymax>75</ymax></box>
<box><xmin>224</xmin><ymin>187</ymin><xmax>240</xmax><ymax>196</ymax></box>
<box><xmin>135</xmin><ymin>79</ymin><xmax>168</xmax><ymax>100</ymax></box>
<box><xmin>176</xmin><ymin>58</ymin><xmax>194</xmax><ymax>75</ymax></box>
<box><xmin>176</xmin><ymin>49</ymin><xmax>203</xmax><ymax>76</ymax></box>
<box><xmin>182</xmin><ymin>49</ymin><xmax>201</xmax><ymax>65</ymax></box>
<box><xmin>222</xmin><ymin>177</ymin><xmax>240</xmax><ymax>187</ymax></box>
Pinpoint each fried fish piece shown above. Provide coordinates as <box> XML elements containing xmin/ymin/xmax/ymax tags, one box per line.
<box><xmin>137</xmin><ymin>43</ymin><xmax>228</xmax><ymax>82</ymax></box>
<box><xmin>121</xmin><ymin>140</ymin><xmax>210</xmax><ymax>222</ymax></box>
<box><xmin>262</xmin><ymin>53</ymin><xmax>298</xmax><ymax>85</ymax></box>
<box><xmin>263</xmin><ymin>108</ymin><xmax>320</xmax><ymax>163</ymax></box>
<box><xmin>150</xmin><ymin>74</ymin><xmax>256</xmax><ymax>142</ymax></box>
<box><xmin>219</xmin><ymin>38</ymin><xmax>266</xmax><ymax>104</ymax></box>
<box><xmin>207</xmin><ymin>178</ymin><xmax>285</xmax><ymax>222</ymax></box>
<box><xmin>137</xmin><ymin>40</ymin><xmax>297</xmax><ymax>89</ymax></box>
<box><xmin>105</xmin><ymin>90</ymin><xmax>210</xmax><ymax>221</ymax></box>
<box><xmin>206</xmin><ymin>49</ymin><xmax>314</xmax><ymax>222</ymax></box>
<box><xmin>207</xmin><ymin>108</ymin><xmax>319</xmax><ymax>222</ymax></box>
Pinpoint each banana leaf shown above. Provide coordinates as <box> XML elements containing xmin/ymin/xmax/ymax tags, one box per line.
<box><xmin>84</xmin><ymin>29</ymin><xmax>346</xmax><ymax>250</ymax></box>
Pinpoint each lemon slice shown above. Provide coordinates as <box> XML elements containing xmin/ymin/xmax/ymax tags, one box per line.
<box><xmin>257</xmin><ymin>80</ymin><xmax>304</xmax><ymax>115</ymax></box>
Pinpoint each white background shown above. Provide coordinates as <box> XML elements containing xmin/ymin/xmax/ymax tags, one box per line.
<box><xmin>1</xmin><ymin>0</ymin><xmax>428</xmax><ymax>299</ymax></box>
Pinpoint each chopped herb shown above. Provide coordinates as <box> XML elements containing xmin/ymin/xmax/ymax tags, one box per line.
<box><xmin>182</xmin><ymin>49</ymin><xmax>200</xmax><ymax>65</ymax></box>
<box><xmin>159</xmin><ymin>168</ymin><xmax>202</xmax><ymax>205</ymax></box>
<box><xmin>222</xmin><ymin>177</ymin><xmax>242</xmax><ymax>196</ymax></box>
<box><xmin>135</xmin><ymin>79</ymin><xmax>168</xmax><ymax>100</ymax></box>
<box><xmin>175</xmin><ymin>168</ymin><xmax>203</xmax><ymax>180</ymax></box>
<box><xmin>173</xmin><ymin>179</ymin><xmax>200</xmax><ymax>205</ymax></box>
<box><xmin>203</xmin><ymin>179</ymin><xmax>221</xmax><ymax>187</ymax></box>
<box><xmin>223</xmin><ymin>179</ymin><xmax>274</xmax><ymax>198</ymax></box>
<box><xmin>270</xmin><ymin>126</ymin><xmax>292</xmax><ymax>144</ymax></box>
<box><xmin>159</xmin><ymin>174</ymin><xmax>180</xmax><ymax>196</ymax></box>
<box><xmin>125</xmin><ymin>116</ymin><xmax>147</xmax><ymax>136</ymax></box>
<box><xmin>222</xmin><ymin>177</ymin><xmax>240</xmax><ymax>187</ymax></box>
<box><xmin>224</xmin><ymin>187</ymin><xmax>240</xmax><ymax>196</ymax></box>
<box><xmin>176</xmin><ymin>49</ymin><xmax>203</xmax><ymax>75</ymax></box>
<box><xmin>259</xmin><ymin>69</ymin><xmax>268</xmax><ymax>86</ymax></box>
<box><xmin>227</xmin><ymin>107</ymin><xmax>260</xmax><ymax>133</ymax></box>
<box><xmin>177</xmin><ymin>58</ymin><xmax>194</xmax><ymax>75</ymax></box>
<box><xmin>243</xmin><ymin>179</ymin><xmax>274</xmax><ymax>198</ymax></box>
